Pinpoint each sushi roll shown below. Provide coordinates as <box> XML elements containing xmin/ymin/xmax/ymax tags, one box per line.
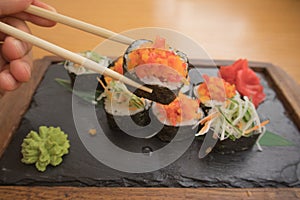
<box><xmin>193</xmin><ymin>75</ymin><xmax>269</xmax><ymax>154</ymax></box>
<box><xmin>97</xmin><ymin>79</ymin><xmax>151</xmax><ymax>131</ymax></box>
<box><xmin>123</xmin><ymin>38</ymin><xmax>190</xmax><ymax>104</ymax></box>
<box><xmin>193</xmin><ymin>74</ymin><xmax>236</xmax><ymax>107</ymax></box>
<box><xmin>151</xmin><ymin>93</ymin><xmax>203</xmax><ymax>142</ymax></box>
<box><xmin>64</xmin><ymin>51</ymin><xmax>111</xmax><ymax>88</ymax></box>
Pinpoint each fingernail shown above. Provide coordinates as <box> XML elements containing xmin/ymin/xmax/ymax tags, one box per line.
<box><xmin>0</xmin><ymin>70</ymin><xmax>17</xmax><ymax>91</ymax></box>
<box><xmin>6</xmin><ymin>73</ymin><xmax>15</xmax><ymax>86</ymax></box>
<box><xmin>13</xmin><ymin>39</ymin><xmax>26</xmax><ymax>56</ymax></box>
<box><xmin>23</xmin><ymin>62</ymin><xmax>31</xmax><ymax>79</ymax></box>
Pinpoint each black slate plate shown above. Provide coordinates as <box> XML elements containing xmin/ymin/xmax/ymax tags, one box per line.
<box><xmin>0</xmin><ymin>63</ymin><xmax>300</xmax><ymax>188</ymax></box>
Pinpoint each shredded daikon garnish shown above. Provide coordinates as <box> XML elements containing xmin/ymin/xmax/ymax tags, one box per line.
<box><xmin>195</xmin><ymin>93</ymin><xmax>269</xmax><ymax>141</ymax></box>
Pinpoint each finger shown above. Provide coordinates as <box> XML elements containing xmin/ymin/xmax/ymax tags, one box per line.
<box><xmin>30</xmin><ymin>0</ymin><xmax>57</xmax><ymax>26</ymax></box>
<box><xmin>0</xmin><ymin>17</ymin><xmax>32</xmax><ymax>61</ymax></box>
<box><xmin>0</xmin><ymin>68</ymin><xmax>19</xmax><ymax>91</ymax></box>
<box><xmin>0</xmin><ymin>16</ymin><xmax>32</xmax><ymax>38</ymax></box>
<box><xmin>0</xmin><ymin>52</ymin><xmax>32</xmax><ymax>90</ymax></box>
<box><xmin>10</xmin><ymin>54</ymin><xmax>32</xmax><ymax>82</ymax></box>
<box><xmin>0</xmin><ymin>0</ymin><xmax>32</xmax><ymax>15</ymax></box>
<box><xmin>10</xmin><ymin>0</ymin><xmax>57</xmax><ymax>27</ymax></box>
<box><xmin>2</xmin><ymin>36</ymin><xmax>31</xmax><ymax>61</ymax></box>
<box><xmin>0</xmin><ymin>41</ymin><xmax>32</xmax><ymax>87</ymax></box>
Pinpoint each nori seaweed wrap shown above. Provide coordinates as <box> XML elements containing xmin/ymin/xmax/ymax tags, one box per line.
<box><xmin>213</xmin><ymin>133</ymin><xmax>260</xmax><ymax>154</ymax></box>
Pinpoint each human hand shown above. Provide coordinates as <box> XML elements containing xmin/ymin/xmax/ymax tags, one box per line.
<box><xmin>0</xmin><ymin>0</ymin><xmax>56</xmax><ymax>92</ymax></box>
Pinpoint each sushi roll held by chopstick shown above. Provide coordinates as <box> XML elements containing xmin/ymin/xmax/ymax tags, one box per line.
<box><xmin>123</xmin><ymin>37</ymin><xmax>190</xmax><ymax>105</ymax></box>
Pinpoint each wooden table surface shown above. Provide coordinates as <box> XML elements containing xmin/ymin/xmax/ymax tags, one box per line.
<box><xmin>1</xmin><ymin>0</ymin><xmax>300</xmax><ymax>199</ymax></box>
<box><xmin>29</xmin><ymin>0</ymin><xmax>300</xmax><ymax>84</ymax></box>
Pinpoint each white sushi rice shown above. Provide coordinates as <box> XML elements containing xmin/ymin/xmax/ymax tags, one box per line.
<box><xmin>104</xmin><ymin>98</ymin><xmax>149</xmax><ymax>116</ymax></box>
<box><xmin>64</xmin><ymin>51</ymin><xmax>111</xmax><ymax>75</ymax></box>
<box><xmin>139</xmin><ymin>76</ymin><xmax>182</xmax><ymax>91</ymax></box>
<box><xmin>99</xmin><ymin>81</ymin><xmax>151</xmax><ymax>116</ymax></box>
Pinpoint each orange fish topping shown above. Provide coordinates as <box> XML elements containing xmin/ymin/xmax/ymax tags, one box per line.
<box><xmin>196</xmin><ymin>75</ymin><xmax>236</xmax><ymax>103</ymax></box>
<box><xmin>127</xmin><ymin>48</ymin><xmax>188</xmax><ymax>78</ymax></box>
<box><xmin>104</xmin><ymin>57</ymin><xmax>124</xmax><ymax>84</ymax></box>
<box><xmin>156</xmin><ymin>93</ymin><xmax>200</xmax><ymax>126</ymax></box>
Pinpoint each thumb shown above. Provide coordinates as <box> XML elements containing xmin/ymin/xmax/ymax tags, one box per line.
<box><xmin>0</xmin><ymin>0</ymin><xmax>33</xmax><ymax>16</ymax></box>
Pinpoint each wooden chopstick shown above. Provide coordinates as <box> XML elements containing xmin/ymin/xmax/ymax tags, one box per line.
<box><xmin>0</xmin><ymin>22</ymin><xmax>152</xmax><ymax>93</ymax></box>
<box><xmin>25</xmin><ymin>5</ymin><xmax>134</xmax><ymax>45</ymax></box>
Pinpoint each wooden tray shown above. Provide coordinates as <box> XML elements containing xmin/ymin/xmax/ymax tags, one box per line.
<box><xmin>0</xmin><ymin>57</ymin><xmax>299</xmax><ymax>199</ymax></box>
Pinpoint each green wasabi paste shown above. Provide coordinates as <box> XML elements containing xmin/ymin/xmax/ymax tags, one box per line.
<box><xmin>21</xmin><ymin>126</ymin><xmax>70</xmax><ymax>172</ymax></box>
